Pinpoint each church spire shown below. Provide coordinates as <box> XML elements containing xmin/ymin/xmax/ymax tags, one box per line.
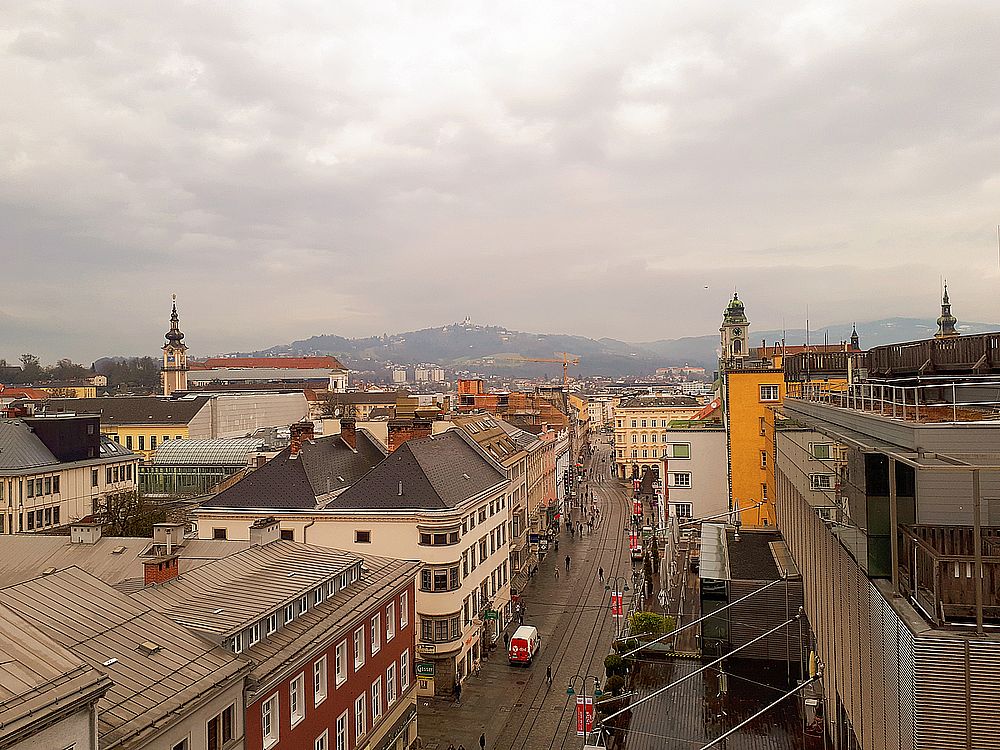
<box><xmin>850</xmin><ymin>323</ymin><xmax>860</xmax><ymax>350</ymax></box>
<box><xmin>165</xmin><ymin>293</ymin><xmax>185</xmax><ymax>345</ymax></box>
<box><xmin>162</xmin><ymin>294</ymin><xmax>189</xmax><ymax>396</ymax></box>
<box><xmin>935</xmin><ymin>282</ymin><xmax>959</xmax><ymax>339</ymax></box>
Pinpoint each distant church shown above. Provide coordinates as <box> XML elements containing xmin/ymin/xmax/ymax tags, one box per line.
<box><xmin>162</xmin><ymin>295</ymin><xmax>189</xmax><ymax>396</ymax></box>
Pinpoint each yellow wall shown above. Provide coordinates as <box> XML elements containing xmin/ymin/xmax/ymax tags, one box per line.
<box><xmin>567</xmin><ymin>393</ymin><xmax>589</xmax><ymax>422</ymax></box>
<box><xmin>724</xmin><ymin>370</ymin><xmax>784</xmax><ymax>528</ymax></box>
<box><xmin>39</xmin><ymin>385</ymin><xmax>97</xmax><ymax>398</ymax></box>
<box><xmin>102</xmin><ymin>424</ymin><xmax>189</xmax><ymax>462</ymax></box>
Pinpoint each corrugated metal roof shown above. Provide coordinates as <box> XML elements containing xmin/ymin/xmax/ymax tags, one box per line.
<box><xmin>699</xmin><ymin>522</ymin><xmax>730</xmax><ymax>581</ymax></box>
<box><xmin>1</xmin><ymin>567</ymin><xmax>247</xmax><ymax>748</ymax></box>
<box><xmin>132</xmin><ymin>540</ymin><xmax>362</xmax><ymax>637</ymax></box>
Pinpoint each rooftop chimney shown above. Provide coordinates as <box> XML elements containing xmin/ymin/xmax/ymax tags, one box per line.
<box><xmin>152</xmin><ymin>522</ymin><xmax>186</xmax><ymax>554</ymax></box>
<box><xmin>70</xmin><ymin>522</ymin><xmax>102</xmax><ymax>545</ymax></box>
<box><xmin>341</xmin><ymin>417</ymin><xmax>357</xmax><ymax>450</ymax></box>
<box><xmin>289</xmin><ymin>420</ymin><xmax>315</xmax><ymax>458</ymax></box>
<box><xmin>143</xmin><ymin>554</ymin><xmax>179</xmax><ymax>586</ymax></box>
<box><xmin>387</xmin><ymin>418</ymin><xmax>433</xmax><ymax>452</ymax></box>
<box><xmin>250</xmin><ymin>516</ymin><xmax>282</xmax><ymax>547</ymax></box>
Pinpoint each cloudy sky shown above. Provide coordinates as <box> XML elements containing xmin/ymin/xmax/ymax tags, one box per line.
<box><xmin>3</xmin><ymin>1</ymin><xmax>1000</xmax><ymax>362</ymax></box>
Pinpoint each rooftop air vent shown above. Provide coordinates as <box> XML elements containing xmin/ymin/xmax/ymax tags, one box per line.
<box><xmin>102</xmin><ymin>658</ymin><xmax>118</xmax><ymax>667</ymax></box>
<box><xmin>112</xmin><ymin>545</ymin><xmax>127</xmax><ymax>555</ymax></box>
<box><xmin>42</xmin><ymin>567</ymin><xmax>57</xmax><ymax>576</ymax></box>
<box><xmin>138</xmin><ymin>641</ymin><xmax>161</xmax><ymax>656</ymax></box>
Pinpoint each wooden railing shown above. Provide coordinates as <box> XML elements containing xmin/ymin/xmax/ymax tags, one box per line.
<box><xmin>898</xmin><ymin>524</ymin><xmax>1000</xmax><ymax>626</ymax></box>
<box><xmin>868</xmin><ymin>333</ymin><xmax>1000</xmax><ymax>376</ymax></box>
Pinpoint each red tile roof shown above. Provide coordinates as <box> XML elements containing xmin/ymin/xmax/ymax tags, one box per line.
<box><xmin>0</xmin><ymin>386</ymin><xmax>52</xmax><ymax>400</ymax></box>
<box><xmin>196</xmin><ymin>356</ymin><xmax>345</xmax><ymax>370</ymax></box>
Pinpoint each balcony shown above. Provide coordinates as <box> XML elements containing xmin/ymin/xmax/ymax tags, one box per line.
<box><xmin>787</xmin><ymin>378</ymin><xmax>1000</xmax><ymax>424</ymax></box>
<box><xmin>898</xmin><ymin>524</ymin><xmax>1000</xmax><ymax>627</ymax></box>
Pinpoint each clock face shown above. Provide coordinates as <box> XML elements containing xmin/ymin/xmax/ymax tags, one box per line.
<box><xmin>732</xmin><ymin>328</ymin><xmax>742</xmax><ymax>337</ymax></box>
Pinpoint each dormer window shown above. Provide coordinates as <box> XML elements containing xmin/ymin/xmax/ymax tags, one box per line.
<box><xmin>284</xmin><ymin>605</ymin><xmax>295</xmax><ymax>624</ymax></box>
<box><xmin>267</xmin><ymin>612</ymin><xmax>278</xmax><ymax>634</ymax></box>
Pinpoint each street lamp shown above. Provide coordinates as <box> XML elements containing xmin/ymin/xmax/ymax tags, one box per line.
<box><xmin>605</xmin><ymin>577</ymin><xmax>630</xmax><ymax>638</ymax></box>
<box><xmin>566</xmin><ymin>674</ymin><xmax>603</xmax><ymax>744</ymax></box>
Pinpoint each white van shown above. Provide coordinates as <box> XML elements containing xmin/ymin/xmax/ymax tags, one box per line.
<box><xmin>508</xmin><ymin>625</ymin><xmax>540</xmax><ymax>666</ymax></box>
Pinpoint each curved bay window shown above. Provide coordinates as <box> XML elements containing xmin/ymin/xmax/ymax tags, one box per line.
<box><xmin>420</xmin><ymin>613</ymin><xmax>462</xmax><ymax>643</ymax></box>
<box><xmin>419</xmin><ymin>565</ymin><xmax>461</xmax><ymax>592</ymax></box>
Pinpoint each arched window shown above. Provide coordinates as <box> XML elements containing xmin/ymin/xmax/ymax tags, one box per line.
<box><xmin>732</xmin><ymin>339</ymin><xmax>742</xmax><ymax>355</ymax></box>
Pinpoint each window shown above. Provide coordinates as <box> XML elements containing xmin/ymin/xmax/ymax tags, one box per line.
<box><xmin>401</xmin><ymin>592</ymin><xmax>408</xmax><ymax>628</ymax></box>
<box><xmin>669</xmin><ymin>472</ymin><xmax>692</xmax><ymax>488</ymax></box>
<box><xmin>810</xmin><ymin>443</ymin><xmax>834</xmax><ymax>460</ymax></box>
<box><xmin>172</xmin><ymin>740</ymin><xmax>189</xmax><ymax>750</ymax></box>
<box><xmin>810</xmin><ymin>474</ymin><xmax>836</xmax><ymax>490</ymax></box>
<box><xmin>266</xmin><ymin>612</ymin><xmax>278</xmax><ymax>634</ymax></box>
<box><xmin>760</xmin><ymin>384</ymin><xmax>780</xmax><ymax>402</ymax></box>
<box><xmin>371</xmin><ymin>678</ymin><xmax>382</xmax><ymax>721</ymax></box>
<box><xmin>401</xmin><ymin>649</ymin><xmax>410</xmax><ymax>689</ymax></box>
<box><xmin>125</xmin><ymin>435</ymin><xmax>133</xmax><ymax>450</ymax></box>
<box><xmin>336</xmin><ymin>711</ymin><xmax>349</xmax><ymax>750</ymax></box>
<box><xmin>52</xmin><ymin>476</ymin><xmax>59</xmax><ymax>493</ymax></box>
<box><xmin>106</xmin><ymin>467</ymin><xmax>113</xmax><ymax>484</ymax></box>
<box><xmin>231</xmin><ymin>633</ymin><xmax>243</xmax><ymax>654</ymax></box>
<box><xmin>52</xmin><ymin>507</ymin><xmax>60</xmax><ymax>525</ymax></box>
<box><xmin>314</xmin><ymin>656</ymin><xmax>328</xmax><ymax>705</ymax></box>
<box><xmin>631</xmin><ymin>420</ymin><xmax>637</xmax><ymax>428</ymax></box>
<box><xmin>280</xmin><ymin>529</ymin><xmax>294</xmax><ymax>541</ymax></box>
<box><xmin>419</xmin><ymin>532</ymin><xmax>431</xmax><ymax>545</ymax></box>
<box><xmin>262</xmin><ymin>695</ymin><xmax>279</xmax><ymax>748</ymax></box>
<box><xmin>670</xmin><ymin>443</ymin><xmax>691</xmax><ymax>459</ymax></box>
<box><xmin>315</xmin><ymin>730</ymin><xmax>329</xmax><ymax>750</ymax></box>
<box><xmin>759</xmin><ymin>416</ymin><xmax>766</xmax><ymax>435</ymax></box>
<box><xmin>641</xmin><ymin>419</ymin><xmax>647</xmax><ymax>428</ymax></box>
<box><xmin>150</xmin><ymin>435</ymin><xmax>157</xmax><ymax>450</ymax></box>
<box><xmin>420</xmin><ymin>569</ymin><xmax>431</xmax><ymax>591</ymax></box>
<box><xmin>355</xmin><ymin>530</ymin><xmax>371</xmax><ymax>543</ymax></box>
<box><xmin>371</xmin><ymin>614</ymin><xmax>381</xmax><ymax>654</ymax></box>
<box><xmin>672</xmin><ymin>502</ymin><xmax>693</xmax><ymax>519</ymax></box>
<box><xmin>387</xmin><ymin>603</ymin><xmax>395</xmax><ymax>640</ymax></box>
<box><xmin>761</xmin><ymin>483</ymin><xmax>769</xmax><ymax>501</ymax></box>
<box><xmin>290</xmin><ymin>673</ymin><xmax>305</xmax><ymax>726</ymax></box>
<box><xmin>299</xmin><ymin>595</ymin><xmax>309</xmax><ymax>615</ymax></box>
<box><xmin>285</xmin><ymin>604</ymin><xmax>295</xmax><ymax>624</ymax></box>
<box><xmin>760</xmin><ymin>450</ymin><xmax>767</xmax><ymax>469</ymax></box>
<box><xmin>631</xmin><ymin>434</ymin><xmax>637</xmax><ymax>443</ymax></box>
<box><xmin>207</xmin><ymin>704</ymin><xmax>235</xmax><ymax>750</ymax></box>
<box><xmin>336</xmin><ymin>641</ymin><xmax>348</xmax><ymax>685</ymax></box>
<box><xmin>248</xmin><ymin>621</ymin><xmax>261</xmax><ymax>646</ymax></box>
<box><xmin>354</xmin><ymin>627</ymin><xmax>365</xmax><ymax>669</ymax></box>
<box><xmin>44</xmin><ymin>477</ymin><xmax>52</xmax><ymax>494</ymax></box>
<box><xmin>91</xmin><ymin>469</ymin><xmax>99</xmax><ymax>487</ymax></box>
<box><xmin>642</xmin><ymin>449</ymin><xmax>648</xmax><ymax>458</ymax></box>
<box><xmin>355</xmin><ymin>693</ymin><xmax>366</xmax><ymax>738</ymax></box>
<box><xmin>138</xmin><ymin>435</ymin><xmax>144</xmax><ymax>450</ymax></box>
<box><xmin>641</xmin><ymin>433</ymin><xmax>647</xmax><ymax>443</ymax></box>
<box><xmin>631</xmin><ymin>449</ymin><xmax>637</xmax><ymax>458</ymax></box>
<box><xmin>213</xmin><ymin>528</ymin><xmax>227</xmax><ymax>540</ymax></box>
<box><xmin>386</xmin><ymin>663</ymin><xmax>397</xmax><ymax>706</ymax></box>
<box><xmin>651</xmin><ymin>433</ymin><xmax>657</xmax><ymax>443</ymax></box>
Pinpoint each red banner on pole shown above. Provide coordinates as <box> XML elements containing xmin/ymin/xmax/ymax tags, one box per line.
<box><xmin>576</xmin><ymin>697</ymin><xmax>594</xmax><ymax>735</ymax></box>
<box><xmin>611</xmin><ymin>591</ymin><xmax>623</xmax><ymax>617</ymax></box>
<box><xmin>633</xmin><ymin>499</ymin><xmax>642</xmax><ymax>516</ymax></box>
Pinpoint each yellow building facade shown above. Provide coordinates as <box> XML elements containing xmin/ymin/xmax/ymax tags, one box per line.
<box><xmin>613</xmin><ymin>396</ymin><xmax>703</xmax><ymax>479</ymax></box>
<box><xmin>723</xmin><ymin>368</ymin><xmax>784</xmax><ymax>528</ymax></box>
<box><xmin>104</xmin><ymin>425</ymin><xmax>189</xmax><ymax>461</ymax></box>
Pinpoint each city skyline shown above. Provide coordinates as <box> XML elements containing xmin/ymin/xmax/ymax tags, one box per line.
<box><xmin>4</xmin><ymin>2</ymin><xmax>1000</xmax><ymax>360</ymax></box>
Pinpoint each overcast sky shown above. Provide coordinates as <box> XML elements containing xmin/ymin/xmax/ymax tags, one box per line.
<box><xmin>3</xmin><ymin>1</ymin><xmax>1000</xmax><ymax>362</ymax></box>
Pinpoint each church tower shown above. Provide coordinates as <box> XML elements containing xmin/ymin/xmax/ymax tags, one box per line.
<box><xmin>720</xmin><ymin>292</ymin><xmax>749</xmax><ymax>367</ymax></box>
<box><xmin>162</xmin><ymin>295</ymin><xmax>189</xmax><ymax>396</ymax></box>
<box><xmin>850</xmin><ymin>323</ymin><xmax>860</xmax><ymax>351</ymax></box>
<box><xmin>935</xmin><ymin>283</ymin><xmax>959</xmax><ymax>339</ymax></box>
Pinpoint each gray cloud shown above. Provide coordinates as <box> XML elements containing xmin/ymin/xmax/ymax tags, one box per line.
<box><xmin>2</xmin><ymin>1</ymin><xmax>1000</xmax><ymax>362</ymax></box>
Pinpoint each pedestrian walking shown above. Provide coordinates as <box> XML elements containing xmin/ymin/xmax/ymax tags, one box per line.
<box><xmin>519</xmin><ymin>611</ymin><xmax>524</xmax><ymax>626</ymax></box>
<box><xmin>454</xmin><ymin>679</ymin><xmax>462</xmax><ymax>705</ymax></box>
<box><xmin>546</xmin><ymin>665</ymin><xmax>553</xmax><ymax>688</ymax></box>
<box><xmin>565</xmin><ymin>555</ymin><xmax>571</xmax><ymax>570</ymax></box>
<box><xmin>480</xmin><ymin>732</ymin><xmax>486</xmax><ymax>750</ymax></box>
<box><xmin>555</xmin><ymin>567</ymin><xmax>559</xmax><ymax>580</ymax></box>
<box><xmin>599</xmin><ymin>566</ymin><xmax>604</xmax><ymax>584</ymax></box>
<box><xmin>503</xmin><ymin>632</ymin><xmax>509</xmax><ymax>649</ymax></box>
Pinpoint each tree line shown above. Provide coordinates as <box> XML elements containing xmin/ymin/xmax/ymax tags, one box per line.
<box><xmin>1</xmin><ymin>354</ymin><xmax>161</xmax><ymax>391</ymax></box>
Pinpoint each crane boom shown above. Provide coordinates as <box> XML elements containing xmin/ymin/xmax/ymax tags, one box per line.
<box><xmin>497</xmin><ymin>352</ymin><xmax>580</xmax><ymax>386</ymax></box>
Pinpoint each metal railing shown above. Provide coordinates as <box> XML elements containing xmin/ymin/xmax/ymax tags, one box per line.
<box><xmin>786</xmin><ymin>378</ymin><xmax>1000</xmax><ymax>424</ymax></box>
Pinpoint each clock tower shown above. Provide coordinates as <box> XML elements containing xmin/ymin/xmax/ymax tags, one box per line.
<box><xmin>162</xmin><ymin>295</ymin><xmax>189</xmax><ymax>396</ymax></box>
<box><xmin>720</xmin><ymin>292</ymin><xmax>749</xmax><ymax>367</ymax></box>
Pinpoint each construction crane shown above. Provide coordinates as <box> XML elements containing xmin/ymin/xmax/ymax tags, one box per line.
<box><xmin>498</xmin><ymin>352</ymin><xmax>580</xmax><ymax>386</ymax></box>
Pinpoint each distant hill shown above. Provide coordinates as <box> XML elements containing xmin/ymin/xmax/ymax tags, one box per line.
<box><xmin>244</xmin><ymin>317</ymin><xmax>1000</xmax><ymax>379</ymax></box>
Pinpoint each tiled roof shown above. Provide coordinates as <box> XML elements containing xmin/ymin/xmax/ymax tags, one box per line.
<box><xmin>331</xmin><ymin>429</ymin><xmax>507</xmax><ymax>510</ymax></box>
<box><xmin>201</xmin><ymin>430</ymin><xmax>386</xmax><ymax>510</ymax></box>
<box><xmin>41</xmin><ymin>396</ymin><xmax>212</xmax><ymax>426</ymax></box>
<box><xmin>0</xmin><ymin>387</ymin><xmax>51</xmax><ymax>400</ymax></box>
<box><xmin>1</xmin><ymin>567</ymin><xmax>248</xmax><ymax>749</ymax></box>
<box><xmin>0</xmin><ymin>420</ymin><xmax>59</xmax><ymax>470</ymax></box>
<box><xmin>197</xmin><ymin>356</ymin><xmax>345</xmax><ymax>370</ymax></box>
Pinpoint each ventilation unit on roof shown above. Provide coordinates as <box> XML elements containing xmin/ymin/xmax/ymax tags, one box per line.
<box><xmin>138</xmin><ymin>641</ymin><xmax>161</xmax><ymax>656</ymax></box>
<box><xmin>102</xmin><ymin>658</ymin><xmax>118</xmax><ymax>667</ymax></box>
<box><xmin>112</xmin><ymin>546</ymin><xmax>127</xmax><ymax>555</ymax></box>
<box><xmin>42</xmin><ymin>567</ymin><xmax>57</xmax><ymax>576</ymax></box>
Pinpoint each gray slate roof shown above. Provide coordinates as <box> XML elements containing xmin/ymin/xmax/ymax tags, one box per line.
<box><xmin>331</xmin><ymin>428</ymin><xmax>507</xmax><ymax>510</ymax></box>
<box><xmin>42</xmin><ymin>396</ymin><xmax>212</xmax><ymax>425</ymax></box>
<box><xmin>201</xmin><ymin>430</ymin><xmax>386</xmax><ymax>510</ymax></box>
<box><xmin>1</xmin><ymin>567</ymin><xmax>247</xmax><ymax>749</ymax></box>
